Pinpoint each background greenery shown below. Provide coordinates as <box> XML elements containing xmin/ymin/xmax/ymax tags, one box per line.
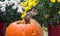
<box><xmin>0</xmin><ymin>0</ymin><xmax>60</xmax><ymax>27</ymax></box>
<box><xmin>34</xmin><ymin>0</ymin><xmax>60</xmax><ymax>26</ymax></box>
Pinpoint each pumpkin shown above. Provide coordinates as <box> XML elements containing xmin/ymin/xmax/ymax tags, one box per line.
<box><xmin>6</xmin><ymin>18</ymin><xmax>43</xmax><ymax>36</ymax></box>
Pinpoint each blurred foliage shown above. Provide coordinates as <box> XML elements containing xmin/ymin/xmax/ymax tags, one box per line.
<box><xmin>34</xmin><ymin>0</ymin><xmax>60</xmax><ymax>26</ymax></box>
<box><xmin>0</xmin><ymin>0</ymin><xmax>60</xmax><ymax>27</ymax></box>
<box><xmin>0</xmin><ymin>4</ymin><xmax>22</xmax><ymax>27</ymax></box>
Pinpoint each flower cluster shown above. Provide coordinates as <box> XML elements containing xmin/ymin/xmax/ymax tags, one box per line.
<box><xmin>50</xmin><ymin>0</ymin><xmax>60</xmax><ymax>15</ymax></box>
<box><xmin>50</xmin><ymin>0</ymin><xmax>60</xmax><ymax>3</ymax></box>
<box><xmin>0</xmin><ymin>0</ymin><xmax>37</xmax><ymax>19</ymax></box>
<box><xmin>0</xmin><ymin>0</ymin><xmax>23</xmax><ymax>13</ymax></box>
<box><xmin>21</xmin><ymin>0</ymin><xmax>37</xmax><ymax>18</ymax></box>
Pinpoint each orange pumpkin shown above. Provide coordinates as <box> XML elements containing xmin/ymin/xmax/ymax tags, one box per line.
<box><xmin>6</xmin><ymin>18</ymin><xmax>43</xmax><ymax>36</ymax></box>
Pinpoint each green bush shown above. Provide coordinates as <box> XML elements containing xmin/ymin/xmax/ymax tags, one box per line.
<box><xmin>34</xmin><ymin>0</ymin><xmax>60</xmax><ymax>27</ymax></box>
<box><xmin>0</xmin><ymin>0</ymin><xmax>60</xmax><ymax>27</ymax></box>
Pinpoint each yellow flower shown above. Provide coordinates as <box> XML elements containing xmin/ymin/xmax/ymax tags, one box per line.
<box><xmin>33</xmin><ymin>3</ymin><xmax>37</xmax><ymax>7</ymax></box>
<box><xmin>28</xmin><ymin>2</ymin><xmax>33</xmax><ymax>7</ymax></box>
<box><xmin>29</xmin><ymin>0</ymin><xmax>33</xmax><ymax>2</ymax></box>
<box><xmin>26</xmin><ymin>0</ymin><xmax>32</xmax><ymax>3</ymax></box>
<box><xmin>21</xmin><ymin>0</ymin><xmax>38</xmax><ymax>19</ymax></box>
<box><xmin>33</xmin><ymin>0</ymin><xmax>37</xmax><ymax>2</ymax></box>
<box><xmin>21</xmin><ymin>11</ymin><xmax>27</xmax><ymax>18</ymax></box>
<box><xmin>50</xmin><ymin>0</ymin><xmax>56</xmax><ymax>3</ymax></box>
<box><xmin>22</xmin><ymin>2</ymin><xmax>28</xmax><ymax>7</ymax></box>
<box><xmin>25</xmin><ymin>6</ymin><xmax>31</xmax><ymax>11</ymax></box>
<box><xmin>27</xmin><ymin>0</ymin><xmax>32</xmax><ymax>4</ymax></box>
<box><xmin>58</xmin><ymin>11</ymin><xmax>60</xmax><ymax>14</ymax></box>
<box><xmin>57</xmin><ymin>0</ymin><xmax>60</xmax><ymax>3</ymax></box>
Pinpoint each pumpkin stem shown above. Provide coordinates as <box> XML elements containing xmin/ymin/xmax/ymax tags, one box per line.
<box><xmin>24</xmin><ymin>17</ymin><xmax>30</xmax><ymax>24</ymax></box>
<box><xmin>24</xmin><ymin>9</ymin><xmax>38</xmax><ymax>24</ymax></box>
